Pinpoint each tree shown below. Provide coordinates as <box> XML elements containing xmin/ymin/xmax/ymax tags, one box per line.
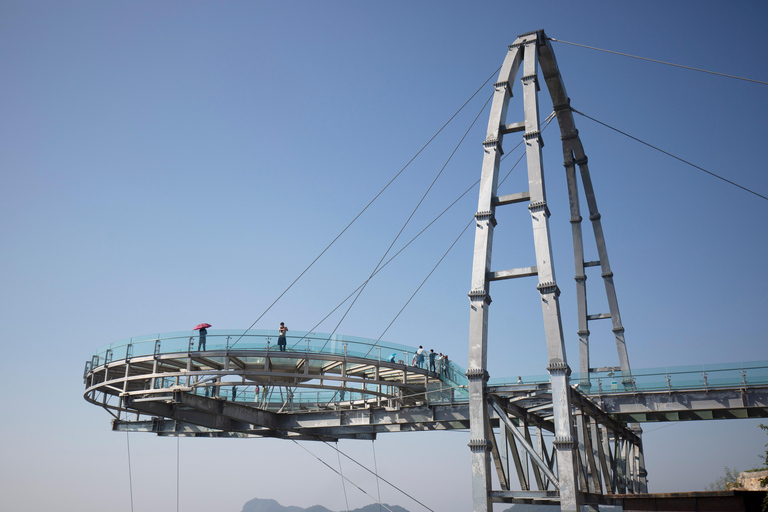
<box><xmin>706</xmin><ymin>466</ymin><xmax>741</xmax><ymax>491</ymax></box>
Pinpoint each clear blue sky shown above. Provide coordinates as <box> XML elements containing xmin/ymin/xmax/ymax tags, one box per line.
<box><xmin>2</xmin><ymin>2</ymin><xmax>767</xmax><ymax>511</ymax></box>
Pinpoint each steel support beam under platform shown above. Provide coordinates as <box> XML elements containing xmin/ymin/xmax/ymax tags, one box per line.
<box><xmin>597</xmin><ymin>386</ymin><xmax>768</xmax><ymax>422</ymax></box>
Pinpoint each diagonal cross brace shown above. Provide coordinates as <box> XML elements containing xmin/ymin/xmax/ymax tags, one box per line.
<box><xmin>488</xmin><ymin>396</ymin><xmax>559</xmax><ymax>489</ymax></box>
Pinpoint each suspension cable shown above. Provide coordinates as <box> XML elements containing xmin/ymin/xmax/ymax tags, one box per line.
<box><xmin>295</xmin><ymin>170</ymin><xmax>481</xmax><ymax>349</ymax></box>
<box><xmin>330</xmin><ymin>91</ymin><xmax>493</xmax><ymax>346</ymax></box>
<box><xmin>549</xmin><ymin>38</ymin><xmax>768</xmax><ymax>86</ymax></box>
<box><xmin>376</xmin><ymin>112</ymin><xmax>554</xmax><ymax>340</ymax></box>
<box><xmin>230</xmin><ymin>66</ymin><xmax>502</xmax><ymax>349</ymax></box>
<box><xmin>126</xmin><ymin>432</ymin><xmax>135</xmax><ymax>512</ymax></box>
<box><xmin>336</xmin><ymin>442</ymin><xmax>350</xmax><ymax>512</ymax></box>
<box><xmin>294</xmin><ymin>112</ymin><xmax>552</xmax><ymax>348</ymax></box>
<box><xmin>572</xmin><ymin>108</ymin><xmax>768</xmax><ymax>201</ymax></box>
<box><xmin>378</xmin><ymin>216</ymin><xmax>474</xmax><ymax>341</ymax></box>
<box><xmin>292</xmin><ymin>440</ymin><xmax>397</xmax><ymax>512</ymax></box>
<box><xmin>324</xmin><ymin>440</ymin><xmax>436</xmax><ymax>512</ymax></box>
<box><xmin>372</xmin><ymin>440</ymin><xmax>382</xmax><ymax>512</ymax></box>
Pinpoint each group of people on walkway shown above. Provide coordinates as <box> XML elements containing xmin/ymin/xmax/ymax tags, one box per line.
<box><xmin>197</xmin><ymin>322</ymin><xmax>451</xmax><ymax>379</ymax></box>
<box><xmin>412</xmin><ymin>346</ymin><xmax>449</xmax><ymax>376</ymax></box>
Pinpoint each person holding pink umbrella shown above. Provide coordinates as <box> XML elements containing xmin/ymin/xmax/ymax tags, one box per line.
<box><xmin>194</xmin><ymin>323</ymin><xmax>211</xmax><ymax>350</ymax></box>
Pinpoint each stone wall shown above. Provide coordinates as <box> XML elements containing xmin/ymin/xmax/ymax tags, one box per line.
<box><xmin>739</xmin><ymin>470</ymin><xmax>768</xmax><ymax>491</ymax></box>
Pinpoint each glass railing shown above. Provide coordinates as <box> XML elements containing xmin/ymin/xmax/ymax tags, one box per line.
<box><xmin>85</xmin><ymin>329</ymin><xmax>468</xmax><ymax>393</ymax></box>
<box><xmin>88</xmin><ymin>331</ymin><xmax>766</xmax><ymax>402</ymax></box>
<box><xmin>488</xmin><ymin>360</ymin><xmax>768</xmax><ymax>395</ymax></box>
<box><xmin>194</xmin><ymin>380</ymin><xmax>467</xmax><ymax>408</ymax></box>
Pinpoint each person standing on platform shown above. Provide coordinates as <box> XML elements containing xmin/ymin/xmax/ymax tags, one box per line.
<box><xmin>193</xmin><ymin>324</ymin><xmax>211</xmax><ymax>352</ymax></box>
<box><xmin>278</xmin><ymin>322</ymin><xmax>288</xmax><ymax>351</ymax></box>
<box><xmin>429</xmin><ymin>349</ymin><xmax>436</xmax><ymax>372</ymax></box>
<box><xmin>416</xmin><ymin>346</ymin><xmax>426</xmax><ymax>368</ymax></box>
<box><xmin>197</xmin><ymin>326</ymin><xmax>208</xmax><ymax>350</ymax></box>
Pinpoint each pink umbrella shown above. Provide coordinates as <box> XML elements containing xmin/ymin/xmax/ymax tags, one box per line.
<box><xmin>194</xmin><ymin>323</ymin><xmax>211</xmax><ymax>330</ymax></box>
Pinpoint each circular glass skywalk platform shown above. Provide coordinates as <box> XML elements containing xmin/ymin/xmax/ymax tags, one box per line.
<box><xmin>83</xmin><ymin>329</ymin><xmax>468</xmax><ymax>428</ymax></box>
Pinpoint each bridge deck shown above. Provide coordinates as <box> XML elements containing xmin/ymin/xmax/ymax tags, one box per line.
<box><xmin>84</xmin><ymin>330</ymin><xmax>768</xmax><ymax>440</ymax></box>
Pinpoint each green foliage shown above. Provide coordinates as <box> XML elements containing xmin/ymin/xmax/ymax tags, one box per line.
<box><xmin>706</xmin><ymin>466</ymin><xmax>741</xmax><ymax>491</ymax></box>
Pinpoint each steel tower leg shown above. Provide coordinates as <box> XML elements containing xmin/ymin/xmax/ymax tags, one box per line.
<box><xmin>537</xmin><ymin>38</ymin><xmax>632</xmax><ymax>386</ymax></box>
<box><xmin>467</xmin><ymin>30</ymin><xmax>634</xmax><ymax>512</ymax></box>
<box><xmin>467</xmin><ymin>37</ymin><xmax>524</xmax><ymax>512</ymax></box>
<box><xmin>520</xmin><ymin>37</ymin><xmax>580</xmax><ymax>512</ymax></box>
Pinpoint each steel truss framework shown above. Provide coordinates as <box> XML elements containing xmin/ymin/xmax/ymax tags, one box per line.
<box><xmin>466</xmin><ymin>30</ymin><xmax>638</xmax><ymax>512</ymax></box>
<box><xmin>84</xmin><ymin>345</ymin><xmax>464</xmax><ymax>441</ymax></box>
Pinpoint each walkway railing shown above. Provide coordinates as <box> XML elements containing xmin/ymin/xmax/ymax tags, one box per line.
<box><xmin>85</xmin><ymin>331</ymin><xmax>767</xmax><ymax>403</ymax></box>
<box><xmin>84</xmin><ymin>329</ymin><xmax>468</xmax><ymax>401</ymax></box>
<box><xmin>489</xmin><ymin>360</ymin><xmax>768</xmax><ymax>395</ymax></box>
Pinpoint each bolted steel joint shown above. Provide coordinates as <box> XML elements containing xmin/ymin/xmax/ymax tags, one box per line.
<box><xmin>523</xmin><ymin>130</ymin><xmax>542</xmax><ymax>141</ymax></box>
<box><xmin>552</xmin><ymin>436</ymin><xmax>576</xmax><ymax>448</ymax></box>
<box><xmin>467</xmin><ymin>289</ymin><xmax>492</xmax><ymax>305</ymax></box>
<box><xmin>494</xmin><ymin>81</ymin><xmax>511</xmax><ymax>95</ymax></box>
<box><xmin>537</xmin><ymin>281</ymin><xmax>560</xmax><ymax>296</ymax></box>
<box><xmin>465</xmin><ymin>368</ymin><xmax>490</xmax><ymax>382</ymax></box>
<box><xmin>474</xmin><ymin>210</ymin><xmax>498</xmax><ymax>227</ymax></box>
<box><xmin>467</xmin><ymin>438</ymin><xmax>493</xmax><ymax>452</ymax></box>
<box><xmin>547</xmin><ymin>361</ymin><xmax>571</xmax><ymax>375</ymax></box>
<box><xmin>482</xmin><ymin>138</ymin><xmax>504</xmax><ymax>155</ymax></box>
<box><xmin>528</xmin><ymin>200</ymin><xmax>551</xmax><ymax>217</ymax></box>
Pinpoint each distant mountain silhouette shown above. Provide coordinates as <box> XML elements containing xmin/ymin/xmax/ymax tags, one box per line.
<box><xmin>241</xmin><ymin>498</ymin><xmax>411</xmax><ymax>512</ymax></box>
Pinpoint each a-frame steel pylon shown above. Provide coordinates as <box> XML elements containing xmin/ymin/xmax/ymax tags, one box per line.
<box><xmin>467</xmin><ymin>30</ymin><xmax>634</xmax><ymax>512</ymax></box>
